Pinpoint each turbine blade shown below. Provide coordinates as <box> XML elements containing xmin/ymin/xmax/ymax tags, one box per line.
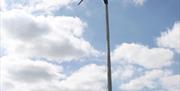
<box><xmin>78</xmin><ymin>0</ymin><xmax>83</xmax><ymax>5</ymax></box>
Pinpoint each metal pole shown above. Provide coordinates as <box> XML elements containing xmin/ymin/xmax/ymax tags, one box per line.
<box><xmin>77</xmin><ymin>0</ymin><xmax>112</xmax><ymax>90</ymax></box>
<box><xmin>104</xmin><ymin>0</ymin><xmax>112</xmax><ymax>91</ymax></box>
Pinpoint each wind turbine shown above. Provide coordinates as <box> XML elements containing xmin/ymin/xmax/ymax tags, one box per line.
<box><xmin>78</xmin><ymin>0</ymin><xmax>112</xmax><ymax>91</ymax></box>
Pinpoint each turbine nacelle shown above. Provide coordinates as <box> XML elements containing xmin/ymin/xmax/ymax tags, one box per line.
<box><xmin>78</xmin><ymin>0</ymin><xmax>108</xmax><ymax>5</ymax></box>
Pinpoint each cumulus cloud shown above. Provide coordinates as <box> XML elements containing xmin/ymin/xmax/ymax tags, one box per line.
<box><xmin>112</xmin><ymin>43</ymin><xmax>174</xmax><ymax>69</ymax></box>
<box><xmin>120</xmin><ymin>70</ymin><xmax>168</xmax><ymax>91</ymax></box>
<box><xmin>1</xmin><ymin>0</ymin><xmax>78</xmax><ymax>13</ymax></box>
<box><xmin>0</xmin><ymin>1</ymin><xmax>104</xmax><ymax>90</ymax></box>
<box><xmin>122</xmin><ymin>0</ymin><xmax>146</xmax><ymax>6</ymax></box>
<box><xmin>0</xmin><ymin>55</ymin><xmax>64</xmax><ymax>91</ymax></box>
<box><xmin>1</xmin><ymin>10</ymin><xmax>99</xmax><ymax>61</ymax></box>
<box><xmin>157</xmin><ymin>21</ymin><xmax>180</xmax><ymax>53</ymax></box>
<box><xmin>132</xmin><ymin>0</ymin><xmax>146</xmax><ymax>6</ymax></box>
<box><xmin>113</xmin><ymin>65</ymin><xmax>135</xmax><ymax>81</ymax></box>
<box><xmin>0</xmin><ymin>55</ymin><xmax>106</xmax><ymax>91</ymax></box>
<box><xmin>161</xmin><ymin>75</ymin><xmax>180</xmax><ymax>91</ymax></box>
<box><xmin>59</xmin><ymin>64</ymin><xmax>106</xmax><ymax>91</ymax></box>
<box><xmin>2</xmin><ymin>10</ymin><xmax>49</xmax><ymax>40</ymax></box>
<box><xmin>0</xmin><ymin>0</ymin><xmax>5</xmax><ymax>10</ymax></box>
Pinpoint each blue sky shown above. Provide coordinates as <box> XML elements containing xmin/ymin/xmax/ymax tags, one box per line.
<box><xmin>0</xmin><ymin>0</ymin><xmax>180</xmax><ymax>91</ymax></box>
<box><xmin>78</xmin><ymin>0</ymin><xmax>180</xmax><ymax>49</ymax></box>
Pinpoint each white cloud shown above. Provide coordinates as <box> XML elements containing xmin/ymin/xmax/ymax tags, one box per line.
<box><xmin>113</xmin><ymin>65</ymin><xmax>135</xmax><ymax>81</ymax></box>
<box><xmin>0</xmin><ymin>55</ymin><xmax>65</xmax><ymax>91</ymax></box>
<box><xmin>122</xmin><ymin>0</ymin><xmax>146</xmax><ymax>6</ymax></box>
<box><xmin>132</xmin><ymin>0</ymin><xmax>146</xmax><ymax>6</ymax></box>
<box><xmin>1</xmin><ymin>0</ymin><xmax>78</xmax><ymax>13</ymax></box>
<box><xmin>112</xmin><ymin>43</ymin><xmax>174</xmax><ymax>69</ymax></box>
<box><xmin>161</xmin><ymin>75</ymin><xmax>180</xmax><ymax>91</ymax></box>
<box><xmin>120</xmin><ymin>70</ymin><xmax>168</xmax><ymax>91</ymax></box>
<box><xmin>59</xmin><ymin>64</ymin><xmax>106</xmax><ymax>91</ymax></box>
<box><xmin>0</xmin><ymin>55</ymin><xmax>106</xmax><ymax>91</ymax></box>
<box><xmin>1</xmin><ymin>10</ymin><xmax>99</xmax><ymax>61</ymax></box>
<box><xmin>0</xmin><ymin>1</ymin><xmax>104</xmax><ymax>90</ymax></box>
<box><xmin>157</xmin><ymin>21</ymin><xmax>180</xmax><ymax>53</ymax></box>
<box><xmin>0</xmin><ymin>0</ymin><xmax>5</xmax><ymax>11</ymax></box>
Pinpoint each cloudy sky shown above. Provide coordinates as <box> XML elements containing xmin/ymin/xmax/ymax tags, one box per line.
<box><xmin>0</xmin><ymin>0</ymin><xmax>180</xmax><ymax>91</ymax></box>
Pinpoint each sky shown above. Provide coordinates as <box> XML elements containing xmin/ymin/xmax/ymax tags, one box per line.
<box><xmin>0</xmin><ymin>0</ymin><xmax>180</xmax><ymax>91</ymax></box>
